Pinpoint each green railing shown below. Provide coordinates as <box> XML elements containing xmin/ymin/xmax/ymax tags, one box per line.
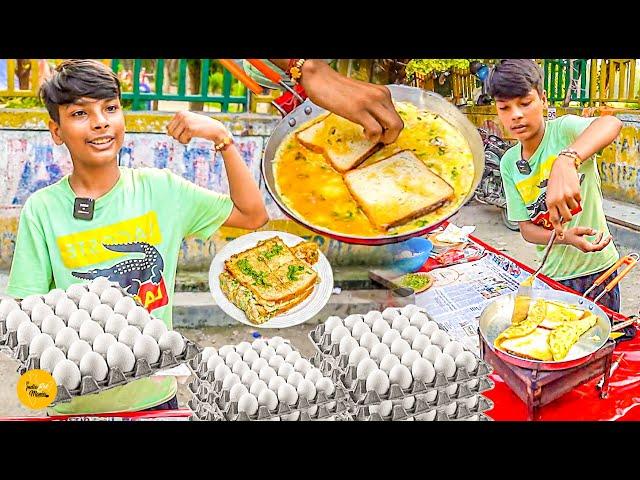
<box><xmin>111</xmin><ymin>59</ymin><xmax>249</xmax><ymax>112</ymax></box>
<box><xmin>543</xmin><ymin>59</ymin><xmax>590</xmax><ymax>104</ymax></box>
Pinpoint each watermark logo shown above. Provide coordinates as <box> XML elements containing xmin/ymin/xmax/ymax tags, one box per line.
<box><xmin>17</xmin><ymin>370</ymin><xmax>57</xmax><ymax>409</ymax></box>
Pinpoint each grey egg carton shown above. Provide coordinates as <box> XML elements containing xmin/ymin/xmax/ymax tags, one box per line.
<box><xmin>16</xmin><ymin>338</ymin><xmax>201</xmax><ymax>405</ymax></box>
<box><xmin>352</xmin><ymin>392</ymin><xmax>494</xmax><ymax>421</ymax></box>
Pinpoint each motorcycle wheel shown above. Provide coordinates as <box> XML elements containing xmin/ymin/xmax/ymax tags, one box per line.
<box><xmin>501</xmin><ymin>209</ymin><xmax>520</xmax><ymax>231</ymax></box>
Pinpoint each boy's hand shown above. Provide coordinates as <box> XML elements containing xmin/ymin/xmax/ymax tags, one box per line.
<box><xmin>546</xmin><ymin>155</ymin><xmax>581</xmax><ymax>238</ymax></box>
<box><xmin>167</xmin><ymin>111</ymin><xmax>229</xmax><ymax>145</ymax></box>
<box><xmin>561</xmin><ymin>226</ymin><xmax>611</xmax><ymax>253</ymax></box>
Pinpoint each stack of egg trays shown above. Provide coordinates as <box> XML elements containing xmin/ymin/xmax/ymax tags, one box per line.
<box><xmin>187</xmin><ymin>354</ymin><xmax>352</xmax><ymax>421</ymax></box>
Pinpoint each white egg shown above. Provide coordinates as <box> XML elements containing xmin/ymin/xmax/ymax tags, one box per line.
<box><xmin>363</xmin><ymin>310</ymin><xmax>383</xmax><ymax>326</ymax></box>
<box><xmin>400</xmin><ymin>304</ymin><xmax>420</xmax><ymax>318</ymax></box>
<box><xmin>351</xmin><ymin>321</ymin><xmax>372</xmax><ymax>341</ymax></box>
<box><xmin>90</xmin><ymin>304</ymin><xmax>114</xmax><ymax>328</ymax></box>
<box><xmin>78</xmin><ymin>292</ymin><xmax>101</xmax><ymax>314</ymax></box>
<box><xmin>389</xmin><ymin>363</ymin><xmax>413</xmax><ymax>389</ymax></box>
<box><xmin>29</xmin><ymin>334</ymin><xmax>55</xmax><ymax>358</ymax></box>
<box><xmin>234</xmin><ymin>341</ymin><xmax>252</xmax><ymax>356</ymax></box>
<box><xmin>339</xmin><ymin>335</ymin><xmax>359</xmax><ymax>356</ymax></box>
<box><xmin>343</xmin><ymin>314</ymin><xmax>364</xmax><ymax>329</ymax></box>
<box><xmin>30</xmin><ymin>303</ymin><xmax>54</xmax><ymax>328</ymax></box>
<box><xmin>104</xmin><ymin>313</ymin><xmax>128</xmax><ymax>337</ymax></box>
<box><xmin>0</xmin><ymin>298</ymin><xmax>20</xmax><ymax>321</ymax></box>
<box><xmin>382</xmin><ymin>307</ymin><xmax>400</xmax><ymax>322</ymax></box>
<box><xmin>285</xmin><ymin>351</ymin><xmax>301</xmax><ymax>364</ymax></box>
<box><xmin>259</xmin><ymin>345</ymin><xmax>277</xmax><ymax>361</ymax></box>
<box><xmin>39</xmin><ymin>346</ymin><xmax>66</xmax><ymax>373</ymax></box>
<box><xmin>207</xmin><ymin>355</ymin><xmax>224</xmax><ymax>372</ymax></box>
<box><xmin>330</xmin><ymin>325</ymin><xmax>351</xmax><ymax>344</ymax></box>
<box><xmin>52</xmin><ymin>359</ymin><xmax>81</xmax><ymax>390</ymax></box>
<box><xmin>232</xmin><ymin>361</ymin><xmax>250</xmax><ymax>378</ymax></box>
<box><xmin>229</xmin><ymin>383</ymin><xmax>248</xmax><ymax>403</ymax></box>
<box><xmin>267</xmin><ymin>336</ymin><xmax>285</xmax><ymax>348</ymax></box>
<box><xmin>268</xmin><ymin>354</ymin><xmax>285</xmax><ymax>371</ymax></box>
<box><xmin>200</xmin><ymin>346</ymin><xmax>217</xmax><ymax>363</ymax></box>
<box><xmin>80</xmin><ymin>351</ymin><xmax>109</xmax><ymax>381</ymax></box>
<box><xmin>315</xmin><ymin>377</ymin><xmax>335</xmax><ymax>396</ymax></box>
<box><xmin>444</xmin><ymin>401</ymin><xmax>458</xmax><ymax>417</ymax></box>
<box><xmin>225</xmin><ymin>351</ymin><xmax>242</xmax><ymax>368</ymax></box>
<box><xmin>412</xmin><ymin>334</ymin><xmax>431</xmax><ymax>352</ymax></box>
<box><xmin>127</xmin><ymin>306</ymin><xmax>150</xmax><ymax>329</ymax></box>
<box><xmin>6</xmin><ymin>309</ymin><xmax>30</xmax><ymax>332</ymax></box>
<box><xmin>402</xmin><ymin>396</ymin><xmax>416</xmax><ymax>410</ymax></box>
<box><xmin>249</xmin><ymin>380</ymin><xmax>268</xmax><ymax>397</ymax></box>
<box><xmin>222</xmin><ymin>373</ymin><xmax>241</xmax><ymax>391</ymax></box>
<box><xmin>411</xmin><ymin>358</ymin><xmax>436</xmax><ymax>383</ymax></box>
<box><xmin>424</xmin><ymin>390</ymin><xmax>438</xmax><ymax>403</ymax></box>
<box><xmin>242</xmin><ymin>349</ymin><xmax>260</xmax><ymax>366</ymax></box>
<box><xmin>251</xmin><ymin>358</ymin><xmax>269</xmax><ymax>373</ymax></box>
<box><xmin>430</xmin><ymin>330</ymin><xmax>451</xmax><ymax>348</ymax></box>
<box><xmin>356</xmin><ymin>358</ymin><xmax>378</xmax><ymax>380</ymax></box>
<box><xmin>434</xmin><ymin>353</ymin><xmax>457</xmax><ymax>378</ymax></box>
<box><xmin>391</xmin><ymin>315</ymin><xmax>410</xmax><ymax>332</ymax></box>
<box><xmin>421</xmin><ymin>320</ymin><xmax>440</xmax><ymax>337</ymax></box>
<box><xmin>93</xmin><ymin>332</ymin><xmax>118</xmax><ymax>358</ymax></box>
<box><xmin>218</xmin><ymin>345</ymin><xmax>235</xmax><ymax>357</ymax></box>
<box><xmin>381</xmin><ymin>329</ymin><xmax>401</xmax><ymax>347</ymax></box>
<box><xmin>66</xmin><ymin>283</ymin><xmax>88</xmax><ymax>305</ymax></box>
<box><xmin>443</xmin><ymin>341</ymin><xmax>464</xmax><ymax>359</ymax></box>
<box><xmin>88</xmin><ymin>276</ymin><xmax>113</xmax><ymax>296</ymax></box>
<box><xmin>379</xmin><ymin>353</ymin><xmax>400</xmax><ymax>375</ymax></box>
<box><xmin>296</xmin><ymin>379</ymin><xmax>317</xmax><ymax>401</ymax></box>
<box><xmin>277</xmin><ymin>362</ymin><xmax>295</xmax><ymax>379</ymax></box>
<box><xmin>369</xmin><ymin>342</ymin><xmax>391</xmax><ymax>363</ymax></box>
<box><xmin>348</xmin><ymin>346</ymin><xmax>370</xmax><ymax>366</ymax></box>
<box><xmin>401</xmin><ymin>350</ymin><xmax>421</xmax><ymax>368</ymax></box>
<box><xmin>371</xmin><ymin>318</ymin><xmax>390</xmax><ymax>338</ymax></box>
<box><xmin>214</xmin><ymin>363</ymin><xmax>232</xmax><ymax>382</ymax></box>
<box><xmin>41</xmin><ymin>314</ymin><xmax>65</xmax><ymax>338</ymax></box>
<box><xmin>409</xmin><ymin>311</ymin><xmax>429</xmax><ymax>329</ymax></box>
<box><xmin>401</xmin><ymin>325</ymin><xmax>420</xmax><ymax>344</ymax></box>
<box><xmin>54</xmin><ymin>297</ymin><xmax>78</xmax><ymax>321</ymax></box>
<box><xmin>21</xmin><ymin>295</ymin><xmax>44</xmax><ymax>315</ymax></box>
<box><xmin>293</xmin><ymin>358</ymin><xmax>311</xmax><ymax>376</ymax></box>
<box><xmin>80</xmin><ymin>320</ymin><xmax>104</xmax><ymax>345</ymax></box>
<box><xmin>238</xmin><ymin>392</ymin><xmax>259</xmax><ymax>416</ymax></box>
<box><xmin>250</xmin><ymin>339</ymin><xmax>267</xmax><ymax>354</ymax></box>
<box><xmin>100</xmin><ymin>287</ymin><xmax>123</xmax><ymax>308</ymax></box>
<box><xmin>241</xmin><ymin>370</ymin><xmax>259</xmax><ymax>386</ymax></box>
<box><xmin>259</xmin><ymin>366</ymin><xmax>277</xmax><ymax>383</ymax></box>
<box><xmin>158</xmin><ymin>331</ymin><xmax>185</xmax><ymax>356</ymax></box>
<box><xmin>391</xmin><ymin>338</ymin><xmax>411</xmax><ymax>358</ymax></box>
<box><xmin>142</xmin><ymin>319</ymin><xmax>168</xmax><ymax>342</ymax></box>
<box><xmin>133</xmin><ymin>334</ymin><xmax>161</xmax><ymax>364</ymax></box>
<box><xmin>67</xmin><ymin>340</ymin><xmax>92</xmax><ymax>365</ymax></box>
<box><xmin>377</xmin><ymin>400</ymin><xmax>393</xmax><ymax>417</ymax></box>
<box><xmin>258</xmin><ymin>388</ymin><xmax>278</xmax><ymax>410</ymax></box>
<box><xmin>67</xmin><ymin>309</ymin><xmax>91</xmax><ymax>332</ymax></box>
<box><xmin>465</xmin><ymin>395</ymin><xmax>479</xmax><ymax>409</ymax></box>
<box><xmin>17</xmin><ymin>321</ymin><xmax>41</xmax><ymax>346</ymax></box>
<box><xmin>416</xmin><ymin>410</ymin><xmax>437</xmax><ymax>421</ymax></box>
<box><xmin>323</xmin><ymin>316</ymin><xmax>343</xmax><ymax>333</ymax></box>
<box><xmin>455</xmin><ymin>351</ymin><xmax>479</xmax><ymax>373</ymax></box>
<box><xmin>287</xmin><ymin>371</ymin><xmax>304</xmax><ymax>388</ymax></box>
<box><xmin>366</xmin><ymin>369</ymin><xmax>390</xmax><ymax>395</ymax></box>
<box><xmin>54</xmin><ymin>327</ymin><xmax>79</xmax><ymax>353</ymax></box>
<box><xmin>43</xmin><ymin>289</ymin><xmax>66</xmax><ymax>308</ymax></box>
<box><xmin>277</xmin><ymin>383</ymin><xmax>299</xmax><ymax>405</ymax></box>
<box><xmin>113</xmin><ymin>296</ymin><xmax>137</xmax><ymax>317</ymax></box>
<box><xmin>422</xmin><ymin>344</ymin><xmax>442</xmax><ymax>363</ymax></box>
<box><xmin>359</xmin><ymin>332</ymin><xmax>380</xmax><ymax>352</ymax></box>
<box><xmin>268</xmin><ymin>375</ymin><xmax>286</xmax><ymax>392</ymax></box>
<box><xmin>305</xmin><ymin>368</ymin><xmax>324</xmax><ymax>384</ymax></box>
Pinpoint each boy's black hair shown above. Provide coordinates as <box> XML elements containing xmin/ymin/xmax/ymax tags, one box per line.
<box><xmin>39</xmin><ymin>59</ymin><xmax>121</xmax><ymax>123</ymax></box>
<box><xmin>486</xmin><ymin>59</ymin><xmax>544</xmax><ymax>100</ymax></box>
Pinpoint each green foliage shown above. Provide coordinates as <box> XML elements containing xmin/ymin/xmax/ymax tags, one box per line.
<box><xmin>1</xmin><ymin>96</ymin><xmax>44</xmax><ymax>108</ymax></box>
<box><xmin>406</xmin><ymin>59</ymin><xmax>471</xmax><ymax>78</ymax></box>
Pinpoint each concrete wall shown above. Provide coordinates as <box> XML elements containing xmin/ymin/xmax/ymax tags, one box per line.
<box><xmin>462</xmin><ymin>105</ymin><xmax>640</xmax><ymax>205</ymax></box>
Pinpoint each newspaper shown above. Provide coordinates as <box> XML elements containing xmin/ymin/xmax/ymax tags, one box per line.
<box><xmin>415</xmin><ymin>252</ymin><xmax>551</xmax><ymax>355</ymax></box>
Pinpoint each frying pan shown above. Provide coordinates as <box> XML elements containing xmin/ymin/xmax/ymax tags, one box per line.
<box><xmin>260</xmin><ymin>84</ymin><xmax>486</xmax><ymax>245</ymax></box>
<box><xmin>478</xmin><ymin>254</ymin><xmax>639</xmax><ymax>370</ymax></box>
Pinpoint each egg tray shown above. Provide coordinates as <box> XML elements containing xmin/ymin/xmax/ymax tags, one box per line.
<box><xmin>351</xmin><ymin>392</ymin><xmax>494</xmax><ymax>421</ymax></box>
<box><xmin>186</xmin><ymin>373</ymin><xmax>351</xmax><ymax>421</ymax></box>
<box><xmin>15</xmin><ymin>339</ymin><xmax>201</xmax><ymax>405</ymax></box>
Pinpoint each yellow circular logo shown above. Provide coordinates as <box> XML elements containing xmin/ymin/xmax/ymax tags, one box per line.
<box><xmin>17</xmin><ymin>370</ymin><xmax>57</xmax><ymax>409</ymax></box>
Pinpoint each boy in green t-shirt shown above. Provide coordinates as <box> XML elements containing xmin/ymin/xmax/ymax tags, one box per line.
<box><xmin>488</xmin><ymin>59</ymin><xmax>623</xmax><ymax>311</ymax></box>
<box><xmin>6</xmin><ymin>59</ymin><xmax>269</xmax><ymax>414</ymax></box>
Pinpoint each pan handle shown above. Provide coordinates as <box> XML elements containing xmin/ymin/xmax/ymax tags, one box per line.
<box><xmin>219</xmin><ymin>59</ymin><xmax>264</xmax><ymax>96</ymax></box>
<box><xmin>246</xmin><ymin>59</ymin><xmax>282</xmax><ymax>84</ymax></box>
<box><xmin>584</xmin><ymin>253</ymin><xmax>638</xmax><ymax>299</ymax></box>
<box><xmin>612</xmin><ymin>315</ymin><xmax>639</xmax><ymax>332</ymax></box>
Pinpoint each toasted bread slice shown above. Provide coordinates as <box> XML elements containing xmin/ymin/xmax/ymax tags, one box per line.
<box><xmin>251</xmin><ymin>237</ymin><xmax>298</xmax><ymax>272</ymax></box>
<box><xmin>497</xmin><ymin>327</ymin><xmax>553</xmax><ymax>361</ymax></box>
<box><xmin>296</xmin><ymin>113</ymin><xmax>382</xmax><ymax>173</ymax></box>
<box><xmin>344</xmin><ymin>150</ymin><xmax>455</xmax><ymax>230</ymax></box>
<box><xmin>225</xmin><ymin>252</ymin><xmax>286</xmax><ymax>303</ymax></box>
<box><xmin>270</xmin><ymin>261</ymin><xmax>318</xmax><ymax>300</ymax></box>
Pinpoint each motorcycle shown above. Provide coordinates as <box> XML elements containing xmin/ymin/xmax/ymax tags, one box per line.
<box><xmin>474</xmin><ymin>128</ymin><xmax>520</xmax><ymax>231</ymax></box>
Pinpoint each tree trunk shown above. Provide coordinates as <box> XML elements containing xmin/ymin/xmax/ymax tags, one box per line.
<box><xmin>187</xmin><ymin>60</ymin><xmax>204</xmax><ymax>111</ymax></box>
<box><xmin>16</xmin><ymin>59</ymin><xmax>31</xmax><ymax>90</ymax></box>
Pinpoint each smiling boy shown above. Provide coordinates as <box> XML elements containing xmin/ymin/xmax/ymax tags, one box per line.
<box><xmin>489</xmin><ymin>59</ymin><xmax>623</xmax><ymax>311</ymax></box>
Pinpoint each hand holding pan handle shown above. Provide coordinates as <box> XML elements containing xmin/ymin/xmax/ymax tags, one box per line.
<box><xmin>583</xmin><ymin>253</ymin><xmax>639</xmax><ymax>304</ymax></box>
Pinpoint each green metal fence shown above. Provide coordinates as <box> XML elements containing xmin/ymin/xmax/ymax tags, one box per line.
<box><xmin>543</xmin><ymin>59</ymin><xmax>590</xmax><ymax>104</ymax></box>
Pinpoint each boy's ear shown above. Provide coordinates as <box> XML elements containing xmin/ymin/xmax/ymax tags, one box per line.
<box><xmin>48</xmin><ymin>119</ymin><xmax>64</xmax><ymax>146</ymax></box>
<box><xmin>541</xmin><ymin>90</ymin><xmax>548</xmax><ymax>108</ymax></box>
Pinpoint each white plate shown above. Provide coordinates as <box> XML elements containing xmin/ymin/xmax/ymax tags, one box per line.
<box><xmin>209</xmin><ymin>231</ymin><xmax>334</xmax><ymax>329</ymax></box>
